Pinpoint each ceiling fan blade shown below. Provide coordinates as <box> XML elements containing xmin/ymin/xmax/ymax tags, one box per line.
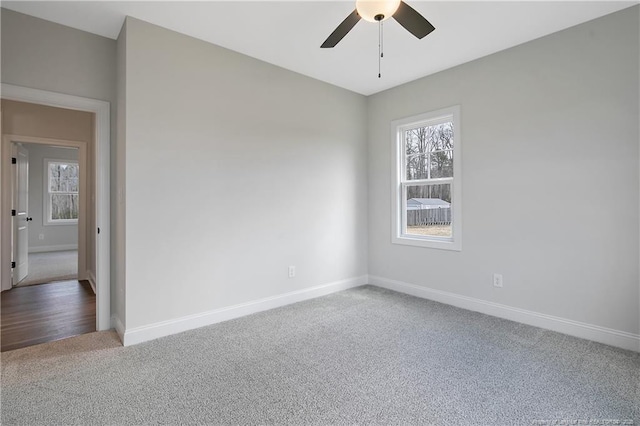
<box><xmin>393</xmin><ymin>1</ymin><xmax>435</xmax><ymax>39</ymax></box>
<box><xmin>321</xmin><ymin>9</ymin><xmax>361</xmax><ymax>48</ymax></box>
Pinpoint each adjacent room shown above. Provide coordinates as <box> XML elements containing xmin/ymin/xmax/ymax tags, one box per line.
<box><xmin>15</xmin><ymin>141</ymin><xmax>79</xmax><ymax>287</ymax></box>
<box><xmin>1</xmin><ymin>1</ymin><xmax>638</xmax><ymax>424</ymax></box>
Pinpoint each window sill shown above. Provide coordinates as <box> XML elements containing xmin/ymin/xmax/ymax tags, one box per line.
<box><xmin>43</xmin><ymin>220</ymin><xmax>78</xmax><ymax>227</ymax></box>
<box><xmin>392</xmin><ymin>235</ymin><xmax>461</xmax><ymax>251</ymax></box>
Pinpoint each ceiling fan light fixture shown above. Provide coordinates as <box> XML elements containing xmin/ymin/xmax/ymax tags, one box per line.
<box><xmin>356</xmin><ymin>0</ymin><xmax>401</xmax><ymax>22</ymax></box>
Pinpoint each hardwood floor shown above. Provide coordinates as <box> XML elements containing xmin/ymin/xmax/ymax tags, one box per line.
<box><xmin>1</xmin><ymin>280</ymin><xmax>95</xmax><ymax>352</ymax></box>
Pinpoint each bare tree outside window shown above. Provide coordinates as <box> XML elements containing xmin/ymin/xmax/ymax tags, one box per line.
<box><xmin>48</xmin><ymin>161</ymin><xmax>79</xmax><ymax>221</ymax></box>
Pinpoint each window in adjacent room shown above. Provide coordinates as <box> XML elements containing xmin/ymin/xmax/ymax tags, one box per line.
<box><xmin>391</xmin><ymin>105</ymin><xmax>461</xmax><ymax>250</ymax></box>
<box><xmin>45</xmin><ymin>159</ymin><xmax>79</xmax><ymax>225</ymax></box>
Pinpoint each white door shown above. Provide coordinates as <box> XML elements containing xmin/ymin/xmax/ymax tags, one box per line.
<box><xmin>12</xmin><ymin>144</ymin><xmax>29</xmax><ymax>285</ymax></box>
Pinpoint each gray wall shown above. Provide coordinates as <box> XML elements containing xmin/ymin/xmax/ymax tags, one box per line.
<box><xmin>1</xmin><ymin>9</ymin><xmax>115</xmax><ymax>102</ymax></box>
<box><xmin>22</xmin><ymin>143</ymin><xmax>78</xmax><ymax>252</ymax></box>
<box><xmin>1</xmin><ymin>8</ymin><xmax>117</xmax><ymax>313</ymax></box>
<box><xmin>367</xmin><ymin>7</ymin><xmax>639</xmax><ymax>334</ymax></box>
<box><xmin>121</xmin><ymin>18</ymin><xmax>368</xmax><ymax>329</ymax></box>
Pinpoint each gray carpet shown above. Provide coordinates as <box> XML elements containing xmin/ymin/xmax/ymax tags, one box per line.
<box><xmin>16</xmin><ymin>250</ymin><xmax>77</xmax><ymax>287</ymax></box>
<box><xmin>2</xmin><ymin>286</ymin><xmax>639</xmax><ymax>425</ymax></box>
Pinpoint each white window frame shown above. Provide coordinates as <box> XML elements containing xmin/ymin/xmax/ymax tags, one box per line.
<box><xmin>44</xmin><ymin>158</ymin><xmax>79</xmax><ymax>226</ymax></box>
<box><xmin>391</xmin><ymin>105</ymin><xmax>462</xmax><ymax>251</ymax></box>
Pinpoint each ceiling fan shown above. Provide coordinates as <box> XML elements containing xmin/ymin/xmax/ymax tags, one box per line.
<box><xmin>321</xmin><ymin>0</ymin><xmax>435</xmax><ymax>48</ymax></box>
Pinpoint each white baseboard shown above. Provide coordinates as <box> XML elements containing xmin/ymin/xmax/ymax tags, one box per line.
<box><xmin>87</xmin><ymin>271</ymin><xmax>96</xmax><ymax>294</ymax></box>
<box><xmin>122</xmin><ymin>275</ymin><xmax>368</xmax><ymax>346</ymax></box>
<box><xmin>29</xmin><ymin>244</ymin><xmax>78</xmax><ymax>253</ymax></box>
<box><xmin>112</xmin><ymin>315</ymin><xmax>125</xmax><ymax>344</ymax></box>
<box><xmin>369</xmin><ymin>275</ymin><xmax>640</xmax><ymax>352</ymax></box>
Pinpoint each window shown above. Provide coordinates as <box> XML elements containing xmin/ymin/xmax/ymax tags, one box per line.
<box><xmin>391</xmin><ymin>106</ymin><xmax>461</xmax><ymax>250</ymax></box>
<box><xmin>45</xmin><ymin>159</ymin><xmax>79</xmax><ymax>225</ymax></box>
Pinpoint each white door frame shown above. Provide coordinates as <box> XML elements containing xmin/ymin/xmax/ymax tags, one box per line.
<box><xmin>0</xmin><ymin>83</ymin><xmax>111</xmax><ymax>331</ymax></box>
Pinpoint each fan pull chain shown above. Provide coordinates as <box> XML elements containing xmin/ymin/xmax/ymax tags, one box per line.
<box><xmin>381</xmin><ymin>20</ymin><xmax>384</xmax><ymax>58</ymax></box>
<box><xmin>378</xmin><ymin>20</ymin><xmax>383</xmax><ymax>78</ymax></box>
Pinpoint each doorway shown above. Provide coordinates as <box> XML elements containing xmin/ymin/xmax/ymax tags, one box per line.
<box><xmin>12</xmin><ymin>142</ymin><xmax>82</xmax><ymax>288</ymax></box>
<box><xmin>0</xmin><ymin>83</ymin><xmax>111</xmax><ymax>332</ymax></box>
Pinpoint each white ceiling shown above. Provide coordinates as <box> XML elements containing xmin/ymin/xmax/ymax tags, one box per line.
<box><xmin>2</xmin><ymin>1</ymin><xmax>636</xmax><ymax>95</ymax></box>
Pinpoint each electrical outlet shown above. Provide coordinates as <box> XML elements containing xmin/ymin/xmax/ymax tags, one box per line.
<box><xmin>38</xmin><ymin>234</ymin><xmax>44</xmax><ymax>240</ymax></box>
<box><xmin>493</xmin><ymin>273</ymin><xmax>503</xmax><ymax>288</ymax></box>
<box><xmin>288</xmin><ymin>266</ymin><xmax>295</xmax><ymax>278</ymax></box>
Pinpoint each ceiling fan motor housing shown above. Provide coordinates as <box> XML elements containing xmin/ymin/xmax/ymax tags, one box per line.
<box><xmin>356</xmin><ymin>0</ymin><xmax>401</xmax><ymax>22</ymax></box>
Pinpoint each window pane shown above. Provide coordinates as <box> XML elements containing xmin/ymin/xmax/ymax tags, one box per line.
<box><xmin>51</xmin><ymin>194</ymin><xmax>79</xmax><ymax>220</ymax></box>
<box><xmin>406</xmin><ymin>184</ymin><xmax>452</xmax><ymax>238</ymax></box>
<box><xmin>49</xmin><ymin>162</ymin><xmax>79</xmax><ymax>192</ymax></box>
<box><xmin>405</xmin><ymin>122</ymin><xmax>454</xmax><ymax>181</ymax></box>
